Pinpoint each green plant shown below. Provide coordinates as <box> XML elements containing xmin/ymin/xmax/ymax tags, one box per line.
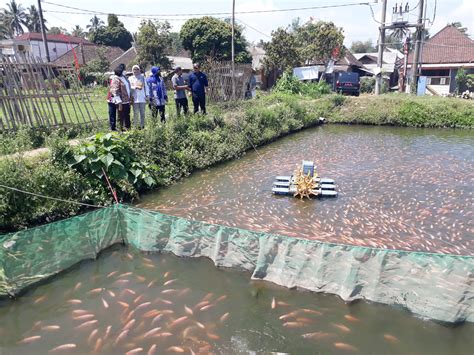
<box><xmin>360</xmin><ymin>77</ymin><xmax>375</xmax><ymax>94</ymax></box>
<box><xmin>66</xmin><ymin>132</ymin><xmax>157</xmax><ymax>200</ymax></box>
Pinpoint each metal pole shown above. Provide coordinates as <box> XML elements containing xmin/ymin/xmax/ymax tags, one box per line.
<box><xmin>412</xmin><ymin>0</ymin><xmax>425</xmax><ymax>94</ymax></box>
<box><xmin>37</xmin><ymin>0</ymin><xmax>50</xmax><ymax>62</ymax></box>
<box><xmin>231</xmin><ymin>0</ymin><xmax>236</xmax><ymax>100</ymax></box>
<box><xmin>375</xmin><ymin>0</ymin><xmax>387</xmax><ymax>95</ymax></box>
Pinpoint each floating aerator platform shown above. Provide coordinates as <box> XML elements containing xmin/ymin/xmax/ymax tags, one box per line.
<box><xmin>272</xmin><ymin>160</ymin><xmax>337</xmax><ymax>198</ymax></box>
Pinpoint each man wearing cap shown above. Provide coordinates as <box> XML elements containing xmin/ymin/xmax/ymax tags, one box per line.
<box><xmin>146</xmin><ymin>66</ymin><xmax>168</xmax><ymax>123</ymax></box>
<box><xmin>188</xmin><ymin>63</ymin><xmax>208</xmax><ymax>114</ymax></box>
<box><xmin>171</xmin><ymin>67</ymin><xmax>189</xmax><ymax>116</ymax></box>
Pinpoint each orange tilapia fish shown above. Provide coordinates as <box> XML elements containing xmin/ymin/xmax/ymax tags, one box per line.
<box><xmin>271</xmin><ymin>297</ymin><xmax>276</xmax><ymax>309</ymax></box>
<box><xmin>41</xmin><ymin>325</ymin><xmax>60</xmax><ymax>331</ymax></box>
<box><xmin>17</xmin><ymin>335</ymin><xmax>41</xmax><ymax>344</ymax></box>
<box><xmin>143</xmin><ymin>327</ymin><xmax>162</xmax><ymax>339</ymax></box>
<box><xmin>302</xmin><ymin>332</ymin><xmax>335</xmax><ymax>340</ymax></box>
<box><xmin>126</xmin><ymin>348</ymin><xmax>144</xmax><ymax>355</ymax></box>
<box><xmin>147</xmin><ymin>344</ymin><xmax>157</xmax><ymax>355</ymax></box>
<box><xmin>113</xmin><ymin>329</ymin><xmax>129</xmax><ymax>346</ymax></box>
<box><xmin>220</xmin><ymin>312</ymin><xmax>230</xmax><ymax>323</ymax></box>
<box><xmin>331</xmin><ymin>323</ymin><xmax>351</xmax><ymax>333</ymax></box>
<box><xmin>167</xmin><ymin>346</ymin><xmax>185</xmax><ymax>353</ymax></box>
<box><xmin>383</xmin><ymin>334</ymin><xmax>400</xmax><ymax>343</ymax></box>
<box><xmin>49</xmin><ymin>343</ymin><xmax>76</xmax><ymax>352</ymax></box>
<box><xmin>282</xmin><ymin>322</ymin><xmax>306</xmax><ymax>328</ymax></box>
<box><xmin>184</xmin><ymin>305</ymin><xmax>194</xmax><ymax>315</ymax></box>
<box><xmin>66</xmin><ymin>299</ymin><xmax>82</xmax><ymax>305</ymax></box>
<box><xmin>75</xmin><ymin>320</ymin><xmax>98</xmax><ymax>330</ymax></box>
<box><xmin>344</xmin><ymin>315</ymin><xmax>360</xmax><ymax>322</ymax></box>
<box><xmin>169</xmin><ymin>316</ymin><xmax>188</xmax><ymax>328</ymax></box>
<box><xmin>333</xmin><ymin>342</ymin><xmax>358</xmax><ymax>352</ymax></box>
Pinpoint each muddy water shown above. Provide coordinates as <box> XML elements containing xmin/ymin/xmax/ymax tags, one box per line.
<box><xmin>137</xmin><ymin>125</ymin><xmax>474</xmax><ymax>256</ymax></box>
<box><xmin>0</xmin><ymin>247</ymin><xmax>473</xmax><ymax>355</ymax></box>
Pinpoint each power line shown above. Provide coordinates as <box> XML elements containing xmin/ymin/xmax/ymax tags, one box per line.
<box><xmin>236</xmin><ymin>18</ymin><xmax>271</xmax><ymax>39</ymax></box>
<box><xmin>42</xmin><ymin>1</ymin><xmax>374</xmax><ymax>18</ymax></box>
<box><xmin>0</xmin><ymin>184</ymin><xmax>104</xmax><ymax>208</ymax></box>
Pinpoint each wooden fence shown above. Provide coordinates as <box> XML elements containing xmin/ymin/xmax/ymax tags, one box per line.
<box><xmin>0</xmin><ymin>55</ymin><xmax>99</xmax><ymax>131</ymax></box>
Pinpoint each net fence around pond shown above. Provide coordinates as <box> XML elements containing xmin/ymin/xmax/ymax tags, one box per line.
<box><xmin>0</xmin><ymin>204</ymin><xmax>472</xmax><ymax>324</ymax></box>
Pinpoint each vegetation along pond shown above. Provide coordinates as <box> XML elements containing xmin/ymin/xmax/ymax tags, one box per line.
<box><xmin>0</xmin><ymin>125</ymin><xmax>473</xmax><ymax>354</ymax></box>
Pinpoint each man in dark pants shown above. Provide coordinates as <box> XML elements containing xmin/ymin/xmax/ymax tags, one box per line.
<box><xmin>188</xmin><ymin>63</ymin><xmax>208</xmax><ymax>114</ymax></box>
<box><xmin>171</xmin><ymin>67</ymin><xmax>189</xmax><ymax>116</ymax></box>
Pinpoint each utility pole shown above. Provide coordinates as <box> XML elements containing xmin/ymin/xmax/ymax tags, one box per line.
<box><xmin>411</xmin><ymin>0</ymin><xmax>425</xmax><ymax>94</ymax></box>
<box><xmin>375</xmin><ymin>0</ymin><xmax>387</xmax><ymax>95</ymax></box>
<box><xmin>37</xmin><ymin>0</ymin><xmax>50</xmax><ymax>62</ymax></box>
<box><xmin>231</xmin><ymin>0</ymin><xmax>236</xmax><ymax>100</ymax></box>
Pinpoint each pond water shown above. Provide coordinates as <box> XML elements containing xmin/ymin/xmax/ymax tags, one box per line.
<box><xmin>137</xmin><ymin>125</ymin><xmax>474</xmax><ymax>256</ymax></box>
<box><xmin>1</xmin><ymin>125</ymin><xmax>473</xmax><ymax>354</ymax></box>
<box><xmin>1</xmin><ymin>248</ymin><xmax>473</xmax><ymax>355</ymax></box>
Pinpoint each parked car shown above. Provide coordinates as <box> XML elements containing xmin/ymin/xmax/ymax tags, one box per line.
<box><xmin>335</xmin><ymin>72</ymin><xmax>360</xmax><ymax>96</ymax></box>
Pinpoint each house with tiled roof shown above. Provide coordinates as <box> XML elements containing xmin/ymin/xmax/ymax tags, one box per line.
<box><xmin>0</xmin><ymin>32</ymin><xmax>94</xmax><ymax>62</ymax></box>
<box><xmin>53</xmin><ymin>44</ymin><xmax>124</xmax><ymax>68</ymax></box>
<box><xmin>406</xmin><ymin>25</ymin><xmax>474</xmax><ymax>95</ymax></box>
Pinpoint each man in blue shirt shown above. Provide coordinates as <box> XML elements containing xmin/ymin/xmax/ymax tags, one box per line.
<box><xmin>188</xmin><ymin>63</ymin><xmax>209</xmax><ymax>114</ymax></box>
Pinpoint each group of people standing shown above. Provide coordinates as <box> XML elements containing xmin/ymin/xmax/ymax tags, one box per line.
<box><xmin>107</xmin><ymin>63</ymin><xmax>209</xmax><ymax>131</ymax></box>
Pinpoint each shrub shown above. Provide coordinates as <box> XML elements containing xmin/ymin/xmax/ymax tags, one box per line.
<box><xmin>64</xmin><ymin>132</ymin><xmax>157</xmax><ymax>200</ymax></box>
<box><xmin>360</xmin><ymin>77</ymin><xmax>375</xmax><ymax>94</ymax></box>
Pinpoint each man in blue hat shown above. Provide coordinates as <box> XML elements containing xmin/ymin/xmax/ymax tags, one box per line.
<box><xmin>146</xmin><ymin>66</ymin><xmax>168</xmax><ymax>123</ymax></box>
<box><xmin>188</xmin><ymin>63</ymin><xmax>208</xmax><ymax>114</ymax></box>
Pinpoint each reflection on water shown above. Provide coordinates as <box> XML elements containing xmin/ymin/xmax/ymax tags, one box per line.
<box><xmin>137</xmin><ymin>125</ymin><xmax>474</xmax><ymax>255</ymax></box>
<box><xmin>1</xmin><ymin>248</ymin><xmax>473</xmax><ymax>355</ymax></box>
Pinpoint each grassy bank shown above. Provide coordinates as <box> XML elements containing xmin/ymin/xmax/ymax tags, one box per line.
<box><xmin>0</xmin><ymin>93</ymin><xmax>328</xmax><ymax>232</ymax></box>
<box><xmin>1</xmin><ymin>92</ymin><xmax>472</xmax><ymax>232</ymax></box>
<box><xmin>323</xmin><ymin>94</ymin><xmax>474</xmax><ymax>128</ymax></box>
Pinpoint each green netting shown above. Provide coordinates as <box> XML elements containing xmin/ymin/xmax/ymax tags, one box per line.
<box><xmin>1</xmin><ymin>204</ymin><xmax>473</xmax><ymax>324</ymax></box>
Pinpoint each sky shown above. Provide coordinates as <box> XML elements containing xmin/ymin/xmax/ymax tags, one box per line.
<box><xmin>1</xmin><ymin>0</ymin><xmax>473</xmax><ymax>47</ymax></box>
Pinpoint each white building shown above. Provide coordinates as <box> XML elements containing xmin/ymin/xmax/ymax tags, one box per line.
<box><xmin>0</xmin><ymin>32</ymin><xmax>94</xmax><ymax>62</ymax></box>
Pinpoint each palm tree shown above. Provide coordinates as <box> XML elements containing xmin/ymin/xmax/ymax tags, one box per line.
<box><xmin>0</xmin><ymin>18</ymin><xmax>10</xmax><ymax>39</ymax></box>
<box><xmin>86</xmin><ymin>15</ymin><xmax>104</xmax><ymax>33</ymax></box>
<box><xmin>2</xmin><ymin>0</ymin><xmax>27</xmax><ymax>36</ymax></box>
<box><xmin>71</xmin><ymin>25</ymin><xmax>86</xmax><ymax>38</ymax></box>
<box><xmin>25</xmin><ymin>5</ymin><xmax>46</xmax><ymax>33</ymax></box>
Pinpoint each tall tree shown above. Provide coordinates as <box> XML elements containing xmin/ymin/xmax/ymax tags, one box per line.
<box><xmin>2</xmin><ymin>0</ymin><xmax>27</xmax><ymax>36</ymax></box>
<box><xmin>25</xmin><ymin>5</ymin><xmax>45</xmax><ymax>32</ymax></box>
<box><xmin>86</xmin><ymin>15</ymin><xmax>104</xmax><ymax>34</ymax></box>
<box><xmin>350</xmin><ymin>40</ymin><xmax>376</xmax><ymax>53</ymax></box>
<box><xmin>71</xmin><ymin>25</ymin><xmax>86</xmax><ymax>38</ymax></box>
<box><xmin>180</xmin><ymin>16</ymin><xmax>251</xmax><ymax>63</ymax></box>
<box><xmin>48</xmin><ymin>26</ymin><xmax>69</xmax><ymax>35</ymax></box>
<box><xmin>88</xmin><ymin>14</ymin><xmax>132</xmax><ymax>50</ymax></box>
<box><xmin>136</xmin><ymin>20</ymin><xmax>172</xmax><ymax>69</ymax></box>
<box><xmin>168</xmin><ymin>32</ymin><xmax>186</xmax><ymax>56</ymax></box>
<box><xmin>262</xmin><ymin>27</ymin><xmax>302</xmax><ymax>72</ymax></box>
<box><xmin>296</xmin><ymin>21</ymin><xmax>345</xmax><ymax>67</ymax></box>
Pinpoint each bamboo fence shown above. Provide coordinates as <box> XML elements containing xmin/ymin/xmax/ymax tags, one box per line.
<box><xmin>202</xmin><ymin>61</ymin><xmax>253</xmax><ymax>103</ymax></box>
<box><xmin>0</xmin><ymin>54</ymin><xmax>99</xmax><ymax>131</ymax></box>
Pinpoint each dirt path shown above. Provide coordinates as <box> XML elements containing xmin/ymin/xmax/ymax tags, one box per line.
<box><xmin>1</xmin><ymin>139</ymin><xmax>81</xmax><ymax>160</ymax></box>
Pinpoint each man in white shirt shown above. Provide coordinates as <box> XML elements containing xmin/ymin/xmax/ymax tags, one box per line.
<box><xmin>129</xmin><ymin>65</ymin><xmax>149</xmax><ymax>129</ymax></box>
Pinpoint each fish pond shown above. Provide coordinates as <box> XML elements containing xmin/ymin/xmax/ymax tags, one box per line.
<box><xmin>0</xmin><ymin>247</ymin><xmax>473</xmax><ymax>355</ymax></box>
<box><xmin>1</xmin><ymin>124</ymin><xmax>473</xmax><ymax>354</ymax></box>
<box><xmin>138</xmin><ymin>124</ymin><xmax>473</xmax><ymax>256</ymax></box>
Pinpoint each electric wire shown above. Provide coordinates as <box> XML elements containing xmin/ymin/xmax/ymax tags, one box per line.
<box><xmin>0</xmin><ymin>183</ymin><xmax>105</xmax><ymax>208</ymax></box>
<box><xmin>42</xmin><ymin>1</ymin><xmax>373</xmax><ymax>18</ymax></box>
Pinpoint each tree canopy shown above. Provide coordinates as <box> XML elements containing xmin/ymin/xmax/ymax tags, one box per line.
<box><xmin>88</xmin><ymin>14</ymin><xmax>133</xmax><ymax>50</ymax></box>
<box><xmin>262</xmin><ymin>20</ymin><xmax>345</xmax><ymax>72</ymax></box>
<box><xmin>180</xmin><ymin>16</ymin><xmax>251</xmax><ymax>63</ymax></box>
<box><xmin>350</xmin><ymin>40</ymin><xmax>377</xmax><ymax>53</ymax></box>
<box><xmin>262</xmin><ymin>27</ymin><xmax>302</xmax><ymax>72</ymax></box>
<box><xmin>136</xmin><ymin>20</ymin><xmax>172</xmax><ymax>69</ymax></box>
<box><xmin>1</xmin><ymin>0</ymin><xmax>27</xmax><ymax>37</ymax></box>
